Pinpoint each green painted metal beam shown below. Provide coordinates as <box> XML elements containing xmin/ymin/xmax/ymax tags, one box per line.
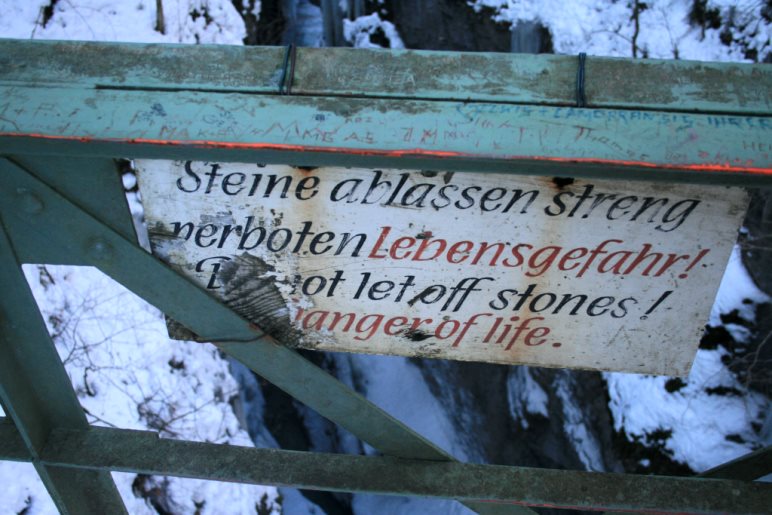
<box><xmin>0</xmin><ymin>38</ymin><xmax>768</xmax><ymax>115</ymax></box>
<box><xmin>0</xmin><ymin>85</ymin><xmax>769</xmax><ymax>185</ymax></box>
<box><xmin>12</xmin><ymin>156</ymin><xmax>137</xmax><ymax>242</ymax></box>
<box><xmin>603</xmin><ymin>445</ymin><xmax>772</xmax><ymax>515</ymax></box>
<box><xmin>0</xmin><ymin>220</ymin><xmax>128</xmax><ymax>514</ymax></box>
<box><xmin>4</xmin><ymin>156</ymin><xmax>137</xmax><ymax>265</ymax></box>
<box><xmin>0</xmin><ymin>157</ymin><xmax>528</xmax><ymax>515</ymax></box>
<box><xmin>0</xmin><ymin>418</ymin><xmax>28</xmax><ymax>462</ymax></box>
<box><xmin>1</xmin><ymin>424</ymin><xmax>770</xmax><ymax>514</ymax></box>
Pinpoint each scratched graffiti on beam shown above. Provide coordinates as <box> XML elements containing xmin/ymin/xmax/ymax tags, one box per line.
<box><xmin>136</xmin><ymin>161</ymin><xmax>748</xmax><ymax>376</ymax></box>
<box><xmin>2</xmin><ymin>87</ymin><xmax>771</xmax><ymax>176</ymax></box>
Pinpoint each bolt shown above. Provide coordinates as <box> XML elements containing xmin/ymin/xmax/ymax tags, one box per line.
<box><xmin>16</xmin><ymin>189</ymin><xmax>44</xmax><ymax>215</ymax></box>
<box><xmin>87</xmin><ymin>238</ymin><xmax>114</xmax><ymax>263</ymax></box>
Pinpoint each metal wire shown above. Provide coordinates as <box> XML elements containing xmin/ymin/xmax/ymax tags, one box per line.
<box><xmin>279</xmin><ymin>44</ymin><xmax>297</xmax><ymax>95</ymax></box>
<box><xmin>576</xmin><ymin>52</ymin><xmax>587</xmax><ymax>108</ymax></box>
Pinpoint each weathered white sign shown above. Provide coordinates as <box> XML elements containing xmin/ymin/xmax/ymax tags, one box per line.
<box><xmin>136</xmin><ymin>161</ymin><xmax>748</xmax><ymax>376</ymax></box>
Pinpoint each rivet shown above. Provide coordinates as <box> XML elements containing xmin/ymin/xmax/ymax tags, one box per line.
<box><xmin>87</xmin><ymin>238</ymin><xmax>114</xmax><ymax>262</ymax></box>
<box><xmin>16</xmin><ymin>188</ymin><xmax>44</xmax><ymax>215</ymax></box>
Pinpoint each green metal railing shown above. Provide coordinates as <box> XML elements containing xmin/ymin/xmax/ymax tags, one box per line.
<box><xmin>0</xmin><ymin>38</ymin><xmax>770</xmax><ymax>514</ymax></box>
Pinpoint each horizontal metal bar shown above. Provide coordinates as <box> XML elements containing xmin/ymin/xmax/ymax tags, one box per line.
<box><xmin>603</xmin><ymin>445</ymin><xmax>772</xmax><ymax>515</ymax></box>
<box><xmin>0</xmin><ymin>425</ymin><xmax>765</xmax><ymax>514</ymax></box>
<box><xmin>0</xmin><ymin>86</ymin><xmax>769</xmax><ymax>185</ymax></box>
<box><xmin>0</xmin><ymin>38</ymin><xmax>768</xmax><ymax>115</ymax></box>
<box><xmin>0</xmin><ymin>420</ymin><xmax>134</xmax><ymax>514</ymax></box>
<box><xmin>0</xmin><ymin>157</ymin><xmax>530</xmax><ymax>515</ymax></box>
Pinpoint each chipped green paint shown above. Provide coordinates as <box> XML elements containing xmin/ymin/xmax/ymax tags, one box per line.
<box><xmin>0</xmin><ymin>85</ymin><xmax>770</xmax><ymax>184</ymax></box>
<box><xmin>0</xmin><ymin>39</ymin><xmax>769</xmax><ymax>114</ymax></box>
<box><xmin>0</xmin><ymin>39</ymin><xmax>770</xmax><ymax>185</ymax></box>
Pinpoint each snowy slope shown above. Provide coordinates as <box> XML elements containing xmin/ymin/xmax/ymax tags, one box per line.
<box><xmin>471</xmin><ymin>0</ymin><xmax>769</xmax><ymax>61</ymax></box>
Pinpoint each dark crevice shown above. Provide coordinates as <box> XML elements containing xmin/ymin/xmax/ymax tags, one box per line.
<box><xmin>664</xmin><ymin>377</ymin><xmax>687</xmax><ymax>393</ymax></box>
<box><xmin>236</xmin><ymin>0</ymin><xmax>286</xmax><ymax>45</ymax></box>
<box><xmin>254</xmin><ymin>350</ymin><xmax>354</xmax><ymax>515</ymax></box>
<box><xmin>388</xmin><ymin>0</ymin><xmax>511</xmax><ymax>51</ymax></box>
<box><xmin>132</xmin><ymin>475</ymin><xmax>178</xmax><ymax>515</ymax></box>
<box><xmin>232</xmin><ymin>0</ymin><xmax>265</xmax><ymax>45</ymax></box>
<box><xmin>41</xmin><ymin>0</ymin><xmax>60</xmax><ymax>28</ymax></box>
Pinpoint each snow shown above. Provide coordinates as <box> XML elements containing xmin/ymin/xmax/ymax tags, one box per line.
<box><xmin>0</xmin><ymin>463</ymin><xmax>53</xmax><ymax>515</ymax></box>
<box><xmin>710</xmin><ymin>245</ymin><xmax>769</xmax><ymax>326</ymax></box>
<box><xmin>0</xmin><ymin>1</ymin><xmax>49</xmax><ymax>39</ymax></box>
<box><xmin>471</xmin><ymin>0</ymin><xmax>770</xmax><ymax>61</ymax></box>
<box><xmin>240</xmin><ymin>0</ymin><xmax>261</xmax><ymax>19</ymax></box>
<box><xmin>349</xmin><ymin>354</ymin><xmax>468</xmax><ymax>460</ymax></box>
<box><xmin>344</xmin><ymin>12</ymin><xmax>404</xmax><ymax>49</ymax></box>
<box><xmin>606</xmin><ymin>249</ymin><xmax>771</xmax><ymax>472</ymax></box>
<box><xmin>555</xmin><ymin>372</ymin><xmax>606</xmax><ymax>471</ymax></box>
<box><xmin>0</xmin><ymin>0</ymin><xmax>245</xmax><ymax>45</ymax></box>
<box><xmin>507</xmin><ymin>367</ymin><xmax>549</xmax><ymax>429</ymax></box>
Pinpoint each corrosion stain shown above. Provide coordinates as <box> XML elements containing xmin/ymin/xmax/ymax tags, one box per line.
<box><xmin>552</xmin><ymin>177</ymin><xmax>575</xmax><ymax>189</ymax></box>
<box><xmin>3</xmin><ymin>132</ymin><xmax>771</xmax><ymax>176</ymax></box>
<box><xmin>217</xmin><ymin>253</ymin><xmax>304</xmax><ymax>347</ymax></box>
<box><xmin>403</xmin><ymin>328</ymin><xmax>433</xmax><ymax>342</ymax></box>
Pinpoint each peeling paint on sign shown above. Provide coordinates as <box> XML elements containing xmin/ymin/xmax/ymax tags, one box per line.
<box><xmin>135</xmin><ymin>160</ymin><xmax>749</xmax><ymax>376</ymax></box>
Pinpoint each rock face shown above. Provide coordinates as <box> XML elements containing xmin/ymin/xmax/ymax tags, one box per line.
<box><xmin>735</xmin><ymin>191</ymin><xmax>772</xmax><ymax>399</ymax></box>
<box><xmin>387</xmin><ymin>0</ymin><xmax>511</xmax><ymax>52</ymax></box>
<box><xmin>743</xmin><ymin>191</ymin><xmax>772</xmax><ymax>298</ymax></box>
<box><xmin>413</xmin><ymin>360</ymin><xmax>624</xmax><ymax>473</ymax></box>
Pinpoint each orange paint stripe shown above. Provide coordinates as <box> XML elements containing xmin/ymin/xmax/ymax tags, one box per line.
<box><xmin>3</xmin><ymin>132</ymin><xmax>771</xmax><ymax>176</ymax></box>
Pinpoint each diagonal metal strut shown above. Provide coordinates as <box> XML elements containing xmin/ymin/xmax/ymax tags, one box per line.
<box><xmin>0</xmin><ymin>157</ymin><xmax>530</xmax><ymax>515</ymax></box>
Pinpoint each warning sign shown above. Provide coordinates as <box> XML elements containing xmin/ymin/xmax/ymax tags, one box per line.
<box><xmin>137</xmin><ymin>161</ymin><xmax>748</xmax><ymax>376</ymax></box>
